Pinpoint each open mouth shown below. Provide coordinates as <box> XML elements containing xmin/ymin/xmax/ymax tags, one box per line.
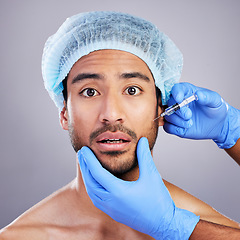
<box><xmin>95</xmin><ymin>131</ymin><xmax>132</xmax><ymax>151</ymax></box>
<box><xmin>98</xmin><ymin>139</ymin><xmax>129</xmax><ymax>144</ymax></box>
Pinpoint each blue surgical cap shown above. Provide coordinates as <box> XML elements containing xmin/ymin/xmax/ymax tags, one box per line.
<box><xmin>42</xmin><ymin>11</ymin><xmax>183</xmax><ymax>110</ymax></box>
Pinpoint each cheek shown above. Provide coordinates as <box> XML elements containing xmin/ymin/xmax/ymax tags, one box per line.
<box><xmin>123</xmin><ymin>96</ymin><xmax>158</xmax><ymax>133</ymax></box>
<box><xmin>67</xmin><ymin>95</ymin><xmax>98</xmax><ymax>123</ymax></box>
<box><xmin>67</xmin><ymin>102</ymin><xmax>97</xmax><ymax>140</ymax></box>
<box><xmin>125</xmin><ymin>97</ymin><xmax>157</xmax><ymax>118</ymax></box>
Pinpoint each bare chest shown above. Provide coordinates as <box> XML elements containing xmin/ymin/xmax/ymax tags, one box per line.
<box><xmin>46</xmin><ymin>225</ymin><xmax>154</xmax><ymax>240</ymax></box>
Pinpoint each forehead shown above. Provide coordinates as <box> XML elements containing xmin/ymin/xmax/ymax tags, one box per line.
<box><xmin>68</xmin><ymin>49</ymin><xmax>155</xmax><ymax>83</ymax></box>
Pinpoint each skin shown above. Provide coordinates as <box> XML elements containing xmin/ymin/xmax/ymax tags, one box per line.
<box><xmin>225</xmin><ymin>138</ymin><xmax>240</xmax><ymax>165</ymax></box>
<box><xmin>0</xmin><ymin>50</ymin><xmax>239</xmax><ymax>239</ymax></box>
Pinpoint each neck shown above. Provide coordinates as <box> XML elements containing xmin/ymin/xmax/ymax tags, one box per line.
<box><xmin>73</xmin><ymin>159</ymin><xmax>109</xmax><ymax>217</ymax></box>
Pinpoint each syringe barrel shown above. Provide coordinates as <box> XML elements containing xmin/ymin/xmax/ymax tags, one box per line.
<box><xmin>165</xmin><ymin>103</ymin><xmax>180</xmax><ymax>116</ymax></box>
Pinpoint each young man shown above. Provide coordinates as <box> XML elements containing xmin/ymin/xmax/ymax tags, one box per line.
<box><xmin>1</xmin><ymin>11</ymin><xmax>239</xmax><ymax>239</ymax></box>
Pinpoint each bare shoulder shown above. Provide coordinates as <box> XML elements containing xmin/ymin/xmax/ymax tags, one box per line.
<box><xmin>163</xmin><ymin>179</ymin><xmax>240</xmax><ymax>228</ymax></box>
<box><xmin>0</xmin><ymin>225</ymin><xmax>47</xmax><ymax>240</ymax></box>
<box><xmin>0</xmin><ymin>181</ymin><xmax>77</xmax><ymax>239</ymax></box>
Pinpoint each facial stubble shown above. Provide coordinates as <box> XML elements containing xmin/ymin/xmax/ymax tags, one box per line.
<box><xmin>68</xmin><ymin>111</ymin><xmax>159</xmax><ymax>177</ymax></box>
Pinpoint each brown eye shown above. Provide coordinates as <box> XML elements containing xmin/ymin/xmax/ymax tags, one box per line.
<box><xmin>81</xmin><ymin>88</ymin><xmax>98</xmax><ymax>97</ymax></box>
<box><xmin>125</xmin><ymin>86</ymin><xmax>141</xmax><ymax>96</ymax></box>
<box><xmin>128</xmin><ymin>87</ymin><xmax>136</xmax><ymax>95</ymax></box>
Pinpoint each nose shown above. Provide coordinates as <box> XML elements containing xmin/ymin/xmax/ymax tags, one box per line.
<box><xmin>99</xmin><ymin>92</ymin><xmax>124</xmax><ymax>124</ymax></box>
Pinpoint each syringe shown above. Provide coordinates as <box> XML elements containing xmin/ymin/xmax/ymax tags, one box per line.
<box><xmin>153</xmin><ymin>93</ymin><xmax>198</xmax><ymax>121</ymax></box>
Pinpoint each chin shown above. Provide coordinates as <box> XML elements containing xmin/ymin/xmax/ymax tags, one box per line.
<box><xmin>97</xmin><ymin>152</ymin><xmax>138</xmax><ymax>177</ymax></box>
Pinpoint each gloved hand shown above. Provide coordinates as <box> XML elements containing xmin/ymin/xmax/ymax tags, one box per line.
<box><xmin>78</xmin><ymin>137</ymin><xmax>200</xmax><ymax>240</ymax></box>
<box><xmin>163</xmin><ymin>82</ymin><xmax>240</xmax><ymax>149</ymax></box>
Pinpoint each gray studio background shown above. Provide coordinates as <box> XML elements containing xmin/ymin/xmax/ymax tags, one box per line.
<box><xmin>0</xmin><ymin>0</ymin><xmax>239</xmax><ymax>228</ymax></box>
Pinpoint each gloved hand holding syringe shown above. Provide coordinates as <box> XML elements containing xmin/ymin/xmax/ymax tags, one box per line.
<box><xmin>154</xmin><ymin>93</ymin><xmax>198</xmax><ymax>121</ymax></box>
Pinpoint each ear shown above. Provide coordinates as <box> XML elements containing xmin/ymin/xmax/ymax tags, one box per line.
<box><xmin>157</xmin><ymin>98</ymin><xmax>164</xmax><ymax>127</ymax></box>
<box><xmin>59</xmin><ymin>102</ymin><xmax>69</xmax><ymax>130</ymax></box>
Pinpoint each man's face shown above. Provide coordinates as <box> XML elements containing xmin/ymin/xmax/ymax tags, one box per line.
<box><xmin>60</xmin><ymin>50</ymin><xmax>163</xmax><ymax>177</ymax></box>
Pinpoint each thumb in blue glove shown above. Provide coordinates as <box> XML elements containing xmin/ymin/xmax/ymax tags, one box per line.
<box><xmin>78</xmin><ymin>137</ymin><xmax>199</xmax><ymax>239</ymax></box>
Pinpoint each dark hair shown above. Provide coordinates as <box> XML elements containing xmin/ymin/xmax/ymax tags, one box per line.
<box><xmin>155</xmin><ymin>86</ymin><xmax>161</xmax><ymax>103</ymax></box>
<box><xmin>62</xmin><ymin>75</ymin><xmax>68</xmax><ymax>102</ymax></box>
<box><xmin>62</xmin><ymin>76</ymin><xmax>162</xmax><ymax>104</ymax></box>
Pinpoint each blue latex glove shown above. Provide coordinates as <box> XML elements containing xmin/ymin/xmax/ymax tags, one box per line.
<box><xmin>78</xmin><ymin>137</ymin><xmax>200</xmax><ymax>239</ymax></box>
<box><xmin>163</xmin><ymin>82</ymin><xmax>240</xmax><ymax>149</ymax></box>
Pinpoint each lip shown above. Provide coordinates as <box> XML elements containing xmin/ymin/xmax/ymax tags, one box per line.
<box><xmin>95</xmin><ymin>131</ymin><xmax>132</xmax><ymax>152</ymax></box>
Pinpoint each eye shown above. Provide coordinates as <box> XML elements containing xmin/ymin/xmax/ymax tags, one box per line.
<box><xmin>80</xmin><ymin>88</ymin><xmax>99</xmax><ymax>97</ymax></box>
<box><xmin>125</xmin><ymin>86</ymin><xmax>142</xmax><ymax>96</ymax></box>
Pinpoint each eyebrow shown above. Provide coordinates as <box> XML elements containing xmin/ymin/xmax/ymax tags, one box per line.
<box><xmin>120</xmin><ymin>72</ymin><xmax>150</xmax><ymax>82</ymax></box>
<box><xmin>71</xmin><ymin>73</ymin><xmax>104</xmax><ymax>84</ymax></box>
<box><xmin>71</xmin><ymin>72</ymin><xmax>150</xmax><ymax>84</ymax></box>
